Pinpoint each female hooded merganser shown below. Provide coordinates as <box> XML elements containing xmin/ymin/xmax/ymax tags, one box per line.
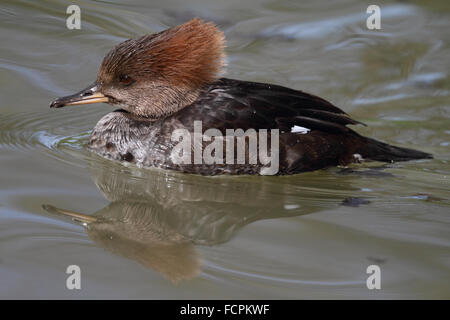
<box><xmin>50</xmin><ymin>19</ymin><xmax>431</xmax><ymax>175</ymax></box>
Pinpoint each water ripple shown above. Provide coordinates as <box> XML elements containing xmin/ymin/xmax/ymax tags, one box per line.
<box><xmin>0</xmin><ymin>109</ymin><xmax>103</xmax><ymax>167</ymax></box>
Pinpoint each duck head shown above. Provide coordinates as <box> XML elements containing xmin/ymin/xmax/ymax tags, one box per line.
<box><xmin>50</xmin><ymin>18</ymin><xmax>226</xmax><ymax>119</ymax></box>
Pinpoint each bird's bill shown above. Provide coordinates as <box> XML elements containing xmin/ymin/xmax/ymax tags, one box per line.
<box><xmin>42</xmin><ymin>204</ymin><xmax>97</xmax><ymax>225</ymax></box>
<box><xmin>50</xmin><ymin>82</ymin><xmax>109</xmax><ymax>108</ymax></box>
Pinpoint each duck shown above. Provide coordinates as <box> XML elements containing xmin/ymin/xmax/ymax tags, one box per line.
<box><xmin>50</xmin><ymin>18</ymin><xmax>432</xmax><ymax>175</ymax></box>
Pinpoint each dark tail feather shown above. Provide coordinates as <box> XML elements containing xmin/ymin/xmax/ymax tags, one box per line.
<box><xmin>360</xmin><ymin>137</ymin><xmax>433</xmax><ymax>162</ymax></box>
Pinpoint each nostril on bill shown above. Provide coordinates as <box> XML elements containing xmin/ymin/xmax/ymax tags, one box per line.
<box><xmin>81</xmin><ymin>91</ymin><xmax>93</xmax><ymax>97</ymax></box>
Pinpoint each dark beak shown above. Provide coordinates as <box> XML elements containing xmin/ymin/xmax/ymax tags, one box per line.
<box><xmin>50</xmin><ymin>82</ymin><xmax>109</xmax><ymax>108</ymax></box>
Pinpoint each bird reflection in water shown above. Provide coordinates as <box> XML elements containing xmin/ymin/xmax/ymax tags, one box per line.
<box><xmin>42</xmin><ymin>161</ymin><xmax>374</xmax><ymax>283</ymax></box>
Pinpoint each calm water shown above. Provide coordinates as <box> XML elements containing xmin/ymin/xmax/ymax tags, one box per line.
<box><xmin>1</xmin><ymin>0</ymin><xmax>449</xmax><ymax>299</ymax></box>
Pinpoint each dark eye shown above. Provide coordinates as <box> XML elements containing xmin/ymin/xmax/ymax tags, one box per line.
<box><xmin>119</xmin><ymin>75</ymin><xmax>134</xmax><ymax>86</ymax></box>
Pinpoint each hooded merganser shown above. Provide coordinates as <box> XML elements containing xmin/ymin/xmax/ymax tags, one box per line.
<box><xmin>50</xmin><ymin>18</ymin><xmax>432</xmax><ymax>175</ymax></box>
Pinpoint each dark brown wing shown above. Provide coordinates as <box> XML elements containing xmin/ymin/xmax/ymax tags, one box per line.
<box><xmin>175</xmin><ymin>78</ymin><xmax>364</xmax><ymax>133</ymax></box>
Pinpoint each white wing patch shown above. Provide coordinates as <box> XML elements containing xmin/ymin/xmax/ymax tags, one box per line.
<box><xmin>291</xmin><ymin>125</ymin><xmax>310</xmax><ymax>134</ymax></box>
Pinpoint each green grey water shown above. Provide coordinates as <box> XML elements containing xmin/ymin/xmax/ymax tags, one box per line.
<box><xmin>0</xmin><ymin>0</ymin><xmax>449</xmax><ymax>298</ymax></box>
